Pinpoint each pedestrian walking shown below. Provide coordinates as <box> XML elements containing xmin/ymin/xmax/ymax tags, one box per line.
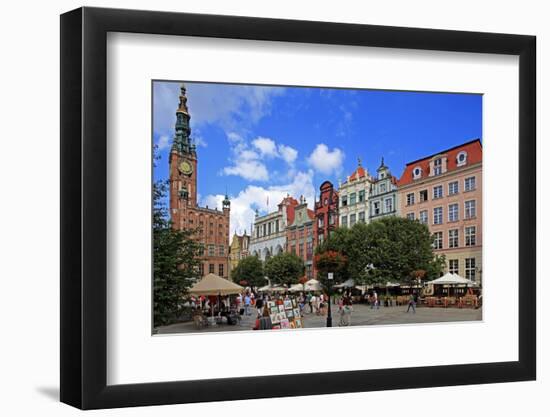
<box><xmin>371</xmin><ymin>291</ymin><xmax>379</xmax><ymax>310</ymax></box>
<box><xmin>407</xmin><ymin>293</ymin><xmax>416</xmax><ymax>313</ymax></box>
<box><xmin>244</xmin><ymin>293</ymin><xmax>251</xmax><ymax>316</ymax></box>
<box><xmin>307</xmin><ymin>293</ymin><xmax>313</xmax><ymax>313</ymax></box>
<box><xmin>339</xmin><ymin>295</ymin><xmax>353</xmax><ymax>326</ymax></box>
<box><xmin>255</xmin><ymin>295</ymin><xmax>264</xmax><ymax>313</ymax></box>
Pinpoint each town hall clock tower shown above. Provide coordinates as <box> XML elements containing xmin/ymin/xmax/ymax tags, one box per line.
<box><xmin>168</xmin><ymin>83</ymin><xmax>231</xmax><ymax>279</ymax></box>
<box><xmin>169</xmin><ymin>84</ymin><xmax>198</xmax><ymax>216</ymax></box>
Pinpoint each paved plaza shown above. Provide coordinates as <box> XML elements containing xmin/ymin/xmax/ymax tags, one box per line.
<box><xmin>156</xmin><ymin>304</ymin><xmax>482</xmax><ymax>335</ymax></box>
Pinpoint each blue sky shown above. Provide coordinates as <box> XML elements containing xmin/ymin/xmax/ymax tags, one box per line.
<box><xmin>153</xmin><ymin>81</ymin><xmax>482</xmax><ymax>236</ymax></box>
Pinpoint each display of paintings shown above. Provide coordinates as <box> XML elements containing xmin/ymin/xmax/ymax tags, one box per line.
<box><xmin>272</xmin><ymin>325</ymin><xmax>281</xmax><ymax>330</ymax></box>
<box><xmin>278</xmin><ymin>305</ymin><xmax>285</xmax><ymax>313</ymax></box>
<box><xmin>289</xmin><ymin>321</ymin><xmax>296</xmax><ymax>329</ymax></box>
<box><xmin>267</xmin><ymin>301</ymin><xmax>276</xmax><ymax>309</ymax></box>
<box><xmin>270</xmin><ymin>306</ymin><xmax>279</xmax><ymax>315</ymax></box>
<box><xmin>291</xmin><ymin>299</ymin><xmax>297</xmax><ymax>308</ymax></box>
<box><xmin>284</xmin><ymin>299</ymin><xmax>293</xmax><ymax>310</ymax></box>
<box><xmin>280</xmin><ymin>319</ymin><xmax>290</xmax><ymax>329</ymax></box>
<box><xmin>276</xmin><ymin>312</ymin><xmax>286</xmax><ymax>322</ymax></box>
<box><xmin>270</xmin><ymin>314</ymin><xmax>280</xmax><ymax>324</ymax></box>
<box><xmin>286</xmin><ymin>309</ymin><xmax>294</xmax><ymax>319</ymax></box>
<box><xmin>293</xmin><ymin>308</ymin><xmax>300</xmax><ymax>317</ymax></box>
<box><xmin>294</xmin><ymin>318</ymin><xmax>303</xmax><ymax>328</ymax></box>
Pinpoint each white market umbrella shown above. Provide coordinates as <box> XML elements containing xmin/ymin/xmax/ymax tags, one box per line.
<box><xmin>289</xmin><ymin>283</ymin><xmax>304</xmax><ymax>292</ymax></box>
<box><xmin>188</xmin><ymin>273</ymin><xmax>244</xmax><ymax>296</ymax></box>
<box><xmin>258</xmin><ymin>284</ymin><xmax>287</xmax><ymax>292</ymax></box>
<box><xmin>334</xmin><ymin>278</ymin><xmax>355</xmax><ymax>289</ymax></box>
<box><xmin>452</xmin><ymin>273</ymin><xmax>480</xmax><ymax>287</ymax></box>
<box><xmin>304</xmin><ymin>279</ymin><xmax>322</xmax><ymax>292</ymax></box>
<box><xmin>426</xmin><ymin>272</ymin><xmax>472</xmax><ymax>286</ymax></box>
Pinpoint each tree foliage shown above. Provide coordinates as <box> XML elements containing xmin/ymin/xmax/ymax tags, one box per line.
<box><xmin>315</xmin><ymin>217</ymin><xmax>445</xmax><ymax>285</ymax></box>
<box><xmin>231</xmin><ymin>256</ymin><xmax>266</xmax><ymax>289</ymax></box>
<box><xmin>314</xmin><ymin>250</ymin><xmax>348</xmax><ymax>290</ymax></box>
<box><xmin>153</xmin><ymin>179</ymin><xmax>202</xmax><ymax>328</ymax></box>
<box><xmin>264</xmin><ymin>252</ymin><xmax>305</xmax><ymax>287</ymax></box>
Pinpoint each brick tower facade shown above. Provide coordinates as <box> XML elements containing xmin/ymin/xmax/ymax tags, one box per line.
<box><xmin>169</xmin><ymin>84</ymin><xmax>231</xmax><ymax>279</ymax></box>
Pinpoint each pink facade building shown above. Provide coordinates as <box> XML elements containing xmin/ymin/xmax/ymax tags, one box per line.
<box><xmin>397</xmin><ymin>139</ymin><xmax>483</xmax><ymax>284</ymax></box>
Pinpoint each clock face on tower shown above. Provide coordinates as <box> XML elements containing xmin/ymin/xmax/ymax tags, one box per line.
<box><xmin>178</xmin><ymin>161</ymin><xmax>193</xmax><ymax>176</ymax></box>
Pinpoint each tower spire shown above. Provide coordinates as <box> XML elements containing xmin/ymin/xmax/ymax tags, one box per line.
<box><xmin>173</xmin><ymin>83</ymin><xmax>193</xmax><ymax>154</ymax></box>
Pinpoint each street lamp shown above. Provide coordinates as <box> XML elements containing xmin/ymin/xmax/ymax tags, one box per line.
<box><xmin>476</xmin><ymin>266</ymin><xmax>483</xmax><ymax>288</ymax></box>
<box><xmin>326</xmin><ymin>272</ymin><xmax>333</xmax><ymax>327</ymax></box>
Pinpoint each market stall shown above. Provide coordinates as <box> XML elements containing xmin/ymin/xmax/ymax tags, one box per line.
<box><xmin>188</xmin><ymin>273</ymin><xmax>244</xmax><ymax>325</ymax></box>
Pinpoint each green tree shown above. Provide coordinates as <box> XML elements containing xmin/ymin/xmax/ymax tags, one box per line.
<box><xmin>153</xmin><ymin>179</ymin><xmax>202</xmax><ymax>328</ymax></box>
<box><xmin>231</xmin><ymin>256</ymin><xmax>266</xmax><ymax>289</ymax></box>
<box><xmin>315</xmin><ymin>227</ymin><xmax>352</xmax><ymax>281</ymax></box>
<box><xmin>264</xmin><ymin>253</ymin><xmax>305</xmax><ymax>287</ymax></box>
<box><xmin>356</xmin><ymin>216</ymin><xmax>444</xmax><ymax>284</ymax></box>
<box><xmin>314</xmin><ymin>250</ymin><xmax>348</xmax><ymax>292</ymax></box>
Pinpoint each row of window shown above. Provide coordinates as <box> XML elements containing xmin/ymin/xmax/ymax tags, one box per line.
<box><xmin>406</xmin><ymin>176</ymin><xmax>476</xmax><ymax>206</ymax></box>
<box><xmin>317</xmin><ymin>213</ymin><xmax>336</xmax><ymax>228</ymax></box>
<box><xmin>202</xmin><ymin>244</ymin><xmax>226</xmax><ymax>257</ymax></box>
<box><xmin>371</xmin><ymin>197</ymin><xmax>394</xmax><ymax>216</ymax></box>
<box><xmin>448</xmin><ymin>257</ymin><xmax>477</xmax><ymax>281</ymax></box>
<box><xmin>289</xmin><ymin>241</ymin><xmax>314</xmax><ymax>259</ymax></box>
<box><xmin>432</xmin><ymin>226</ymin><xmax>477</xmax><ymax>250</ymax></box>
<box><xmin>406</xmin><ymin>200</ymin><xmax>477</xmax><ymax>225</ymax></box>
<box><xmin>341</xmin><ymin>190</ymin><xmax>366</xmax><ymax>207</ymax></box>
<box><xmin>198</xmin><ymin>263</ymin><xmax>225</xmax><ymax>277</ymax></box>
<box><xmin>411</xmin><ymin>152</ymin><xmax>468</xmax><ymax>180</ymax></box>
<box><xmin>255</xmin><ymin>219</ymin><xmax>281</xmax><ymax>238</ymax></box>
<box><xmin>341</xmin><ymin>211</ymin><xmax>367</xmax><ymax>228</ymax></box>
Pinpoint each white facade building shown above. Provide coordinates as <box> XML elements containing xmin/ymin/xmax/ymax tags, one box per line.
<box><xmin>249</xmin><ymin>196</ymin><xmax>298</xmax><ymax>261</ymax></box>
<box><xmin>369</xmin><ymin>158</ymin><xmax>400</xmax><ymax>221</ymax></box>
<box><xmin>338</xmin><ymin>159</ymin><xmax>373</xmax><ymax>228</ymax></box>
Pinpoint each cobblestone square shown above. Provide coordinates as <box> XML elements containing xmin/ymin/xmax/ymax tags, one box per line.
<box><xmin>156</xmin><ymin>304</ymin><xmax>482</xmax><ymax>334</ymax></box>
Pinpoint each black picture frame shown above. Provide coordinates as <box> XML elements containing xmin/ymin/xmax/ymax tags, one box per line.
<box><xmin>60</xmin><ymin>6</ymin><xmax>536</xmax><ymax>410</ymax></box>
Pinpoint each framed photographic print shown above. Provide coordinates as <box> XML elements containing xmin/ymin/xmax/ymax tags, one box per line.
<box><xmin>61</xmin><ymin>6</ymin><xmax>535</xmax><ymax>410</ymax></box>
<box><xmin>270</xmin><ymin>314</ymin><xmax>280</xmax><ymax>324</ymax></box>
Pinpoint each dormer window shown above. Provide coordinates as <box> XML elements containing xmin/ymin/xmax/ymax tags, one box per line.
<box><xmin>413</xmin><ymin>166</ymin><xmax>422</xmax><ymax>179</ymax></box>
<box><xmin>457</xmin><ymin>151</ymin><xmax>468</xmax><ymax>166</ymax></box>
<box><xmin>433</xmin><ymin>158</ymin><xmax>442</xmax><ymax>175</ymax></box>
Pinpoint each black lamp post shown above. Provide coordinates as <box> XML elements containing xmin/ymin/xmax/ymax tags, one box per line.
<box><xmin>326</xmin><ymin>272</ymin><xmax>333</xmax><ymax>327</ymax></box>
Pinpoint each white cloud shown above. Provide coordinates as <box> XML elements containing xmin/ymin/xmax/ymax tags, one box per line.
<box><xmin>193</xmin><ymin>135</ymin><xmax>208</xmax><ymax>148</ymax></box>
<box><xmin>185</xmin><ymin>83</ymin><xmax>285</xmax><ymax>133</ymax></box>
<box><xmin>307</xmin><ymin>144</ymin><xmax>345</xmax><ymax>175</ymax></box>
<box><xmin>252</xmin><ymin>137</ymin><xmax>278</xmax><ymax>158</ymax></box>
<box><xmin>156</xmin><ymin>135</ymin><xmax>171</xmax><ymax>151</ymax></box>
<box><xmin>278</xmin><ymin>144</ymin><xmax>298</xmax><ymax>164</ymax></box>
<box><xmin>222</xmin><ymin>134</ymin><xmax>298</xmax><ymax>182</ymax></box>
<box><xmin>223</xmin><ymin>160</ymin><xmax>269</xmax><ymax>182</ymax></box>
<box><xmin>202</xmin><ymin>170</ymin><xmax>316</xmax><ymax>236</ymax></box>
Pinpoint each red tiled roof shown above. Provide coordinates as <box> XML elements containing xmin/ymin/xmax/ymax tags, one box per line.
<box><xmin>349</xmin><ymin>166</ymin><xmax>366</xmax><ymax>181</ymax></box>
<box><xmin>397</xmin><ymin>139</ymin><xmax>482</xmax><ymax>187</ymax></box>
<box><xmin>279</xmin><ymin>196</ymin><xmax>299</xmax><ymax>224</ymax></box>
